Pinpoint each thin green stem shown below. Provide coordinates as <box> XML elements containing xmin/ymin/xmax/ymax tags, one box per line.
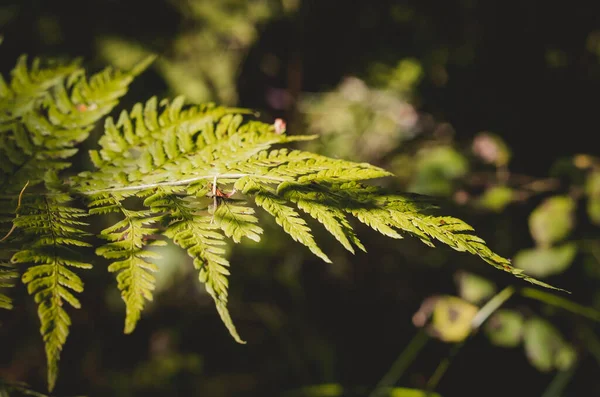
<box><xmin>368</xmin><ymin>330</ymin><xmax>430</xmax><ymax>397</ymax></box>
<box><xmin>541</xmin><ymin>364</ymin><xmax>577</xmax><ymax>397</ymax></box>
<box><xmin>425</xmin><ymin>341</ymin><xmax>464</xmax><ymax>393</ymax></box>
<box><xmin>471</xmin><ymin>286</ymin><xmax>516</xmax><ymax>329</ymax></box>
<box><xmin>520</xmin><ymin>287</ymin><xmax>600</xmax><ymax>322</ymax></box>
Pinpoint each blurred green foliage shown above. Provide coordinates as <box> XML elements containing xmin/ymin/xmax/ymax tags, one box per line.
<box><xmin>485</xmin><ymin>309</ymin><xmax>524</xmax><ymax>348</ymax></box>
<box><xmin>97</xmin><ymin>0</ymin><xmax>286</xmax><ymax>105</ymax></box>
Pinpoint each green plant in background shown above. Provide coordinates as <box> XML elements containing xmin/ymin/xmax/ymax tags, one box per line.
<box><xmin>397</xmin><ymin>130</ymin><xmax>600</xmax><ymax>389</ymax></box>
<box><xmin>299</xmin><ymin>69</ymin><xmax>600</xmax><ymax>394</ymax></box>
<box><xmin>98</xmin><ymin>0</ymin><xmax>291</xmax><ymax>105</ymax></box>
<box><xmin>0</xmin><ymin>52</ymin><xmax>562</xmax><ymax>393</ymax></box>
<box><xmin>299</xmin><ymin>59</ymin><xmax>423</xmax><ymax>163</ymax></box>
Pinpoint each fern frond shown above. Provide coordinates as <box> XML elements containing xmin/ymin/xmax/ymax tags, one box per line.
<box><xmin>46</xmin><ymin>56</ymin><xmax>155</xmax><ymax>130</ymax></box>
<box><xmin>276</xmin><ymin>180</ymin><xmax>562</xmax><ymax>290</ymax></box>
<box><xmin>144</xmin><ymin>187</ymin><xmax>245</xmax><ymax>343</ymax></box>
<box><xmin>0</xmin><ymin>55</ymin><xmax>82</xmax><ymax>119</ymax></box>
<box><xmin>10</xmin><ymin>191</ymin><xmax>92</xmax><ymax>391</ymax></box>
<box><xmin>91</xmin><ymin>192</ymin><xmax>164</xmax><ymax>334</ymax></box>
<box><xmin>275</xmin><ymin>181</ymin><xmax>366</xmax><ymax>254</ymax></box>
<box><xmin>0</xmin><ymin>263</ymin><xmax>18</xmax><ymax>309</ymax></box>
<box><xmin>0</xmin><ymin>52</ymin><xmax>569</xmax><ymax>394</ymax></box>
<box><xmin>213</xmin><ymin>202</ymin><xmax>263</xmax><ymax>243</ymax></box>
<box><xmin>235</xmin><ymin>177</ymin><xmax>331</xmax><ymax>263</ymax></box>
<box><xmin>0</xmin><ymin>57</ymin><xmax>154</xmax><ymax>192</ymax></box>
<box><xmin>77</xmin><ymin>97</ymin><xmax>563</xmax><ymax>347</ymax></box>
<box><xmin>81</xmin><ymin>97</ymin><xmax>254</xmax><ymax>187</ymax></box>
<box><xmin>258</xmin><ymin>148</ymin><xmax>393</xmax><ymax>183</ymax></box>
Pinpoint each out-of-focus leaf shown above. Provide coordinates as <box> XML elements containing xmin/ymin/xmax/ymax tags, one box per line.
<box><xmin>132</xmin><ymin>352</ymin><xmax>203</xmax><ymax>389</ymax></box>
<box><xmin>409</xmin><ymin>146</ymin><xmax>469</xmax><ymax>196</ymax></box>
<box><xmin>587</xmin><ymin>199</ymin><xmax>600</xmax><ymax>226</ymax></box>
<box><xmin>485</xmin><ymin>309</ymin><xmax>524</xmax><ymax>347</ymax></box>
<box><xmin>523</xmin><ymin>317</ymin><xmax>573</xmax><ymax>372</ymax></box>
<box><xmin>586</xmin><ymin>171</ymin><xmax>600</xmax><ymax>225</ymax></box>
<box><xmin>472</xmin><ymin>132</ymin><xmax>511</xmax><ymax>167</ymax></box>
<box><xmin>478</xmin><ymin>185</ymin><xmax>514</xmax><ymax>212</ymax></box>
<box><xmin>386</xmin><ymin>388</ymin><xmax>442</xmax><ymax>397</ymax></box>
<box><xmin>528</xmin><ymin>196</ymin><xmax>575</xmax><ymax>247</ymax></box>
<box><xmin>549</xmin><ymin>157</ymin><xmax>581</xmax><ymax>180</ymax></box>
<box><xmin>455</xmin><ymin>271</ymin><xmax>497</xmax><ymax>304</ymax></box>
<box><xmin>370</xmin><ymin>58</ymin><xmax>424</xmax><ymax>93</ymax></box>
<box><xmin>300</xmin><ymin>75</ymin><xmax>419</xmax><ymax>162</ymax></box>
<box><xmin>417</xmin><ymin>296</ymin><xmax>478</xmax><ymax>343</ymax></box>
<box><xmin>290</xmin><ymin>384</ymin><xmax>343</xmax><ymax>396</ymax></box>
<box><xmin>513</xmin><ymin>243</ymin><xmax>577</xmax><ymax>278</ymax></box>
<box><xmin>97</xmin><ymin>37</ymin><xmax>152</xmax><ymax>71</ymax></box>
<box><xmin>286</xmin><ymin>384</ymin><xmax>442</xmax><ymax>397</ymax></box>
<box><xmin>554</xmin><ymin>344</ymin><xmax>577</xmax><ymax>371</ymax></box>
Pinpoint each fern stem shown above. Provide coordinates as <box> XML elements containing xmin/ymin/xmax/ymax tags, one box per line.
<box><xmin>78</xmin><ymin>173</ymin><xmax>289</xmax><ymax>195</ymax></box>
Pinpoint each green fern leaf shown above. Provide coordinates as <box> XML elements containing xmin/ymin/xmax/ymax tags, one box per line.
<box><xmin>10</xmin><ymin>192</ymin><xmax>91</xmax><ymax>391</ymax></box>
<box><xmin>91</xmin><ymin>192</ymin><xmax>164</xmax><ymax>334</ymax></box>
<box><xmin>236</xmin><ymin>177</ymin><xmax>331</xmax><ymax>263</ymax></box>
<box><xmin>145</xmin><ymin>188</ymin><xmax>245</xmax><ymax>343</ymax></box>
<box><xmin>73</xmin><ymin>93</ymin><xmax>564</xmax><ymax>350</ymax></box>
<box><xmin>82</xmin><ymin>97</ymin><xmax>562</xmax><ymax>298</ymax></box>
<box><xmin>0</xmin><ymin>56</ymin><xmax>153</xmax><ymax>192</ymax></box>
<box><xmin>45</xmin><ymin>55</ymin><xmax>155</xmax><ymax>130</ymax></box>
<box><xmin>260</xmin><ymin>148</ymin><xmax>393</xmax><ymax>183</ymax></box>
<box><xmin>213</xmin><ymin>202</ymin><xmax>263</xmax><ymax>243</ymax></box>
<box><xmin>0</xmin><ymin>263</ymin><xmax>18</xmax><ymax>309</ymax></box>
<box><xmin>1</xmin><ymin>55</ymin><xmax>82</xmax><ymax>119</ymax></box>
<box><xmin>277</xmin><ymin>181</ymin><xmax>563</xmax><ymax>291</ymax></box>
<box><xmin>82</xmin><ymin>97</ymin><xmax>253</xmax><ymax>184</ymax></box>
<box><xmin>277</xmin><ymin>181</ymin><xmax>365</xmax><ymax>254</ymax></box>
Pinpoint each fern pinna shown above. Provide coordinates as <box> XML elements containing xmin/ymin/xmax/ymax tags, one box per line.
<box><xmin>0</xmin><ymin>55</ymin><xmax>562</xmax><ymax>391</ymax></box>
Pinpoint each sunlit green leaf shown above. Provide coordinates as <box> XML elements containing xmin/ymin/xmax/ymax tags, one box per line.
<box><xmin>485</xmin><ymin>309</ymin><xmax>524</xmax><ymax>348</ymax></box>
<box><xmin>586</xmin><ymin>171</ymin><xmax>600</xmax><ymax>225</ymax></box>
<box><xmin>528</xmin><ymin>196</ymin><xmax>575</xmax><ymax>247</ymax></box>
<box><xmin>523</xmin><ymin>317</ymin><xmax>575</xmax><ymax>372</ymax></box>
<box><xmin>456</xmin><ymin>271</ymin><xmax>497</xmax><ymax>304</ymax></box>
<box><xmin>514</xmin><ymin>243</ymin><xmax>577</xmax><ymax>277</ymax></box>
<box><xmin>409</xmin><ymin>146</ymin><xmax>468</xmax><ymax>196</ymax></box>
<box><xmin>428</xmin><ymin>296</ymin><xmax>478</xmax><ymax>342</ymax></box>
<box><xmin>478</xmin><ymin>185</ymin><xmax>514</xmax><ymax>212</ymax></box>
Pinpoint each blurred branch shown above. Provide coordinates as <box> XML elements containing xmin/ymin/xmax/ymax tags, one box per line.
<box><xmin>520</xmin><ymin>288</ymin><xmax>600</xmax><ymax>322</ymax></box>
<box><xmin>540</xmin><ymin>364</ymin><xmax>578</xmax><ymax>397</ymax></box>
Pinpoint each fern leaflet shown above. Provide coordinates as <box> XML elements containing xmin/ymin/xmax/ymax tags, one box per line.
<box><xmin>0</xmin><ymin>263</ymin><xmax>18</xmax><ymax>309</ymax></box>
<box><xmin>10</xmin><ymin>190</ymin><xmax>92</xmax><ymax>391</ymax></box>
<box><xmin>144</xmin><ymin>187</ymin><xmax>245</xmax><ymax>343</ymax></box>
<box><xmin>91</xmin><ymin>192</ymin><xmax>165</xmax><ymax>334</ymax></box>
